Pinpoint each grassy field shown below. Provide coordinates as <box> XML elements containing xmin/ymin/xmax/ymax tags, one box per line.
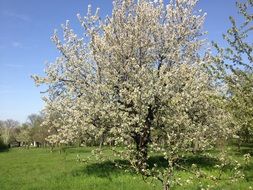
<box><xmin>0</xmin><ymin>145</ymin><xmax>252</xmax><ymax>190</ymax></box>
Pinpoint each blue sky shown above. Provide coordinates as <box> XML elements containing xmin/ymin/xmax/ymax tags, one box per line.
<box><xmin>0</xmin><ymin>0</ymin><xmax>240</xmax><ymax>123</ymax></box>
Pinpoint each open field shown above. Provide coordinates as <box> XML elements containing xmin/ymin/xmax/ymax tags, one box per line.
<box><xmin>0</xmin><ymin>145</ymin><xmax>252</xmax><ymax>190</ymax></box>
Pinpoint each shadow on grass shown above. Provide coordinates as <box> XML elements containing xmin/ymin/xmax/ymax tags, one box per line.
<box><xmin>147</xmin><ymin>155</ymin><xmax>219</xmax><ymax>170</ymax></box>
<box><xmin>72</xmin><ymin>154</ymin><xmax>221</xmax><ymax>179</ymax></box>
<box><xmin>178</xmin><ymin>155</ymin><xmax>219</xmax><ymax>169</ymax></box>
<box><xmin>72</xmin><ymin>159</ymin><xmax>131</xmax><ymax>179</ymax></box>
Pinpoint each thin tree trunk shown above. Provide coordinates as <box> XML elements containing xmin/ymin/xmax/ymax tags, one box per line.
<box><xmin>237</xmin><ymin>138</ymin><xmax>241</xmax><ymax>151</ymax></box>
<box><xmin>163</xmin><ymin>184</ymin><xmax>170</xmax><ymax>190</ymax></box>
<box><xmin>132</xmin><ymin>106</ymin><xmax>154</xmax><ymax>172</ymax></box>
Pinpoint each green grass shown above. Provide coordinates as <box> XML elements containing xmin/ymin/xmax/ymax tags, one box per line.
<box><xmin>0</xmin><ymin>145</ymin><xmax>252</xmax><ymax>190</ymax></box>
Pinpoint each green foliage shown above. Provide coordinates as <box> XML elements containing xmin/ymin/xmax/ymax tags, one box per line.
<box><xmin>214</xmin><ymin>0</ymin><xmax>253</xmax><ymax>143</ymax></box>
<box><xmin>228</xmin><ymin>72</ymin><xmax>253</xmax><ymax>143</ymax></box>
<box><xmin>28</xmin><ymin>113</ymin><xmax>49</xmax><ymax>146</ymax></box>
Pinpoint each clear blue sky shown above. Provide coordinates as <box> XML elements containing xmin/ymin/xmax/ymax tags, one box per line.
<box><xmin>0</xmin><ymin>0</ymin><xmax>240</xmax><ymax>123</ymax></box>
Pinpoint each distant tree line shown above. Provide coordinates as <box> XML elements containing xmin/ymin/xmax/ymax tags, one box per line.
<box><xmin>0</xmin><ymin>113</ymin><xmax>49</xmax><ymax>150</ymax></box>
<box><xmin>0</xmin><ymin>112</ymin><xmax>109</xmax><ymax>151</ymax></box>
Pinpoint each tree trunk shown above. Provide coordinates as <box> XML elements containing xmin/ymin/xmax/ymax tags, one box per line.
<box><xmin>136</xmin><ymin>134</ymin><xmax>149</xmax><ymax>170</ymax></box>
<box><xmin>132</xmin><ymin>106</ymin><xmax>154</xmax><ymax>172</ymax></box>
<box><xmin>163</xmin><ymin>184</ymin><xmax>170</xmax><ymax>190</ymax></box>
<box><xmin>237</xmin><ymin>138</ymin><xmax>241</xmax><ymax>151</ymax></box>
<box><xmin>99</xmin><ymin>135</ymin><xmax>104</xmax><ymax>149</ymax></box>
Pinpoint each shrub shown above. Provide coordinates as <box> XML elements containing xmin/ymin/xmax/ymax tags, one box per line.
<box><xmin>0</xmin><ymin>138</ymin><xmax>8</xmax><ymax>152</ymax></box>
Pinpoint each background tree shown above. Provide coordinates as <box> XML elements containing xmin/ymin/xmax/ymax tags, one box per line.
<box><xmin>214</xmin><ymin>0</ymin><xmax>253</xmax><ymax>146</ymax></box>
<box><xmin>27</xmin><ymin>114</ymin><xmax>42</xmax><ymax>128</ymax></box>
<box><xmin>16</xmin><ymin>123</ymin><xmax>32</xmax><ymax>148</ymax></box>
<box><xmin>27</xmin><ymin>113</ymin><xmax>49</xmax><ymax>147</ymax></box>
<box><xmin>0</xmin><ymin>119</ymin><xmax>20</xmax><ymax>147</ymax></box>
<box><xmin>0</xmin><ymin>120</ymin><xmax>8</xmax><ymax>150</ymax></box>
<box><xmin>33</xmin><ymin>0</ymin><xmax>236</xmax><ymax>189</ymax></box>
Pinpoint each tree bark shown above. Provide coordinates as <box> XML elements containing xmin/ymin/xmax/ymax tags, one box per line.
<box><xmin>132</xmin><ymin>106</ymin><xmax>154</xmax><ymax>172</ymax></box>
<box><xmin>163</xmin><ymin>184</ymin><xmax>170</xmax><ymax>190</ymax></box>
<box><xmin>134</xmin><ymin>131</ymin><xmax>149</xmax><ymax>171</ymax></box>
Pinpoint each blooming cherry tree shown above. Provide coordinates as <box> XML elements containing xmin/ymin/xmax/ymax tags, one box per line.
<box><xmin>33</xmin><ymin>0</ymin><xmax>235</xmax><ymax>189</ymax></box>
